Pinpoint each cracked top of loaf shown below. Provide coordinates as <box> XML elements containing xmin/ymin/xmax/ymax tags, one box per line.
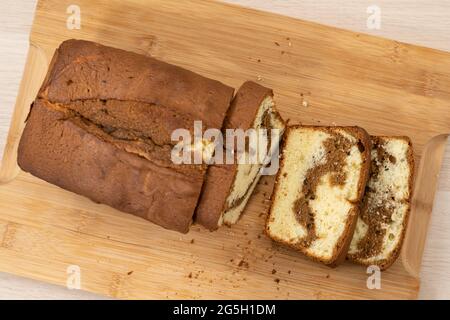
<box><xmin>18</xmin><ymin>39</ymin><xmax>235</xmax><ymax>233</ymax></box>
<box><xmin>39</xmin><ymin>39</ymin><xmax>234</xmax><ymax>131</ymax></box>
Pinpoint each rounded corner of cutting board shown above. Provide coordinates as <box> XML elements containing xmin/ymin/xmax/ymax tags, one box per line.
<box><xmin>0</xmin><ymin>43</ymin><xmax>50</xmax><ymax>185</ymax></box>
<box><xmin>0</xmin><ymin>165</ymin><xmax>21</xmax><ymax>186</ymax></box>
<box><xmin>400</xmin><ymin>133</ymin><xmax>450</xmax><ymax>278</ymax></box>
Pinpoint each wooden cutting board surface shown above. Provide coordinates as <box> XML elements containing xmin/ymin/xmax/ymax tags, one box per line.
<box><xmin>0</xmin><ymin>0</ymin><xmax>449</xmax><ymax>299</ymax></box>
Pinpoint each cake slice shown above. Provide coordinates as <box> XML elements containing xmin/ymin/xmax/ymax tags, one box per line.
<box><xmin>195</xmin><ymin>81</ymin><xmax>285</xmax><ymax>230</ymax></box>
<box><xmin>266</xmin><ymin>126</ymin><xmax>371</xmax><ymax>266</ymax></box>
<box><xmin>348</xmin><ymin>137</ymin><xmax>414</xmax><ymax>270</ymax></box>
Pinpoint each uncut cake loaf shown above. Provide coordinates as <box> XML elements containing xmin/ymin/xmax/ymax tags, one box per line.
<box><xmin>348</xmin><ymin>136</ymin><xmax>414</xmax><ymax>270</ymax></box>
<box><xmin>17</xmin><ymin>39</ymin><xmax>234</xmax><ymax>234</ymax></box>
<box><xmin>266</xmin><ymin>126</ymin><xmax>371</xmax><ymax>266</ymax></box>
<box><xmin>195</xmin><ymin>81</ymin><xmax>285</xmax><ymax>230</ymax></box>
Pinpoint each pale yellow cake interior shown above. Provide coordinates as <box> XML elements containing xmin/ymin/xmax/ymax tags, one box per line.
<box><xmin>267</xmin><ymin>127</ymin><xmax>364</xmax><ymax>262</ymax></box>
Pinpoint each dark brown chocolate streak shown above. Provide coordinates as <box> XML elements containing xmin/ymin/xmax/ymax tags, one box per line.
<box><xmin>262</xmin><ymin>109</ymin><xmax>273</xmax><ymax>152</ymax></box>
<box><xmin>355</xmin><ymin>142</ymin><xmax>397</xmax><ymax>259</ymax></box>
<box><xmin>293</xmin><ymin>132</ymin><xmax>352</xmax><ymax>248</ymax></box>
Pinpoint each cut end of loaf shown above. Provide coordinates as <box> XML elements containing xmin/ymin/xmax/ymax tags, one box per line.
<box><xmin>194</xmin><ymin>81</ymin><xmax>285</xmax><ymax>231</ymax></box>
<box><xmin>266</xmin><ymin>126</ymin><xmax>371</xmax><ymax>266</ymax></box>
<box><xmin>222</xmin><ymin>96</ymin><xmax>286</xmax><ymax>226</ymax></box>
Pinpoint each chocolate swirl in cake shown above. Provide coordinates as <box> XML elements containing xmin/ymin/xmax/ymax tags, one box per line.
<box><xmin>293</xmin><ymin>132</ymin><xmax>353</xmax><ymax>247</ymax></box>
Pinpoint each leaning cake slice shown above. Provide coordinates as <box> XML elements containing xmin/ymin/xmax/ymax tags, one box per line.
<box><xmin>348</xmin><ymin>136</ymin><xmax>414</xmax><ymax>270</ymax></box>
<box><xmin>195</xmin><ymin>81</ymin><xmax>285</xmax><ymax>231</ymax></box>
<box><xmin>266</xmin><ymin>126</ymin><xmax>371</xmax><ymax>266</ymax></box>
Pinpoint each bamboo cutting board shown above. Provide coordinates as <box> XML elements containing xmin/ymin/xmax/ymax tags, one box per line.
<box><xmin>0</xmin><ymin>0</ymin><xmax>449</xmax><ymax>299</ymax></box>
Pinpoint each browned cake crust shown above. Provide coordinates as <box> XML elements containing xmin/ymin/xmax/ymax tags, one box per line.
<box><xmin>266</xmin><ymin>126</ymin><xmax>372</xmax><ymax>267</ymax></box>
<box><xmin>223</xmin><ymin>81</ymin><xmax>273</xmax><ymax>133</ymax></box>
<box><xmin>39</xmin><ymin>40</ymin><xmax>233</xmax><ymax>131</ymax></box>
<box><xmin>194</xmin><ymin>81</ymin><xmax>275</xmax><ymax>230</ymax></box>
<box><xmin>17</xmin><ymin>39</ymin><xmax>234</xmax><ymax>233</ymax></box>
<box><xmin>348</xmin><ymin>136</ymin><xmax>415</xmax><ymax>270</ymax></box>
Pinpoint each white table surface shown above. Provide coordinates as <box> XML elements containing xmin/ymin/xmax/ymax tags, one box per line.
<box><xmin>0</xmin><ymin>0</ymin><xmax>449</xmax><ymax>300</ymax></box>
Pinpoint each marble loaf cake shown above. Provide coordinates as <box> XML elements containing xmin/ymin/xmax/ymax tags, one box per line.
<box><xmin>195</xmin><ymin>81</ymin><xmax>285</xmax><ymax>230</ymax></box>
<box><xmin>348</xmin><ymin>136</ymin><xmax>414</xmax><ymax>270</ymax></box>
<box><xmin>17</xmin><ymin>39</ymin><xmax>235</xmax><ymax>233</ymax></box>
<box><xmin>266</xmin><ymin>126</ymin><xmax>371</xmax><ymax>266</ymax></box>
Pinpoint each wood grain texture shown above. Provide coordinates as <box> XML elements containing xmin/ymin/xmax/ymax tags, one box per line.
<box><xmin>222</xmin><ymin>0</ymin><xmax>450</xmax><ymax>52</ymax></box>
<box><xmin>0</xmin><ymin>0</ymin><xmax>449</xmax><ymax>299</ymax></box>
